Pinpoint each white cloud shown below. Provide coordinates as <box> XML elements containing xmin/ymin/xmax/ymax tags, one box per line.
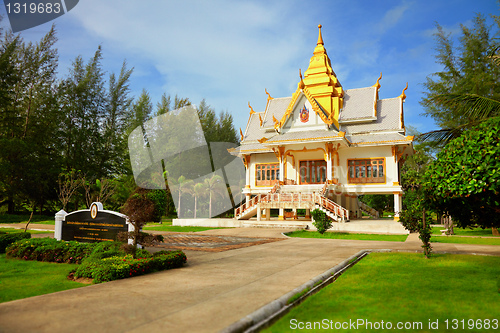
<box><xmin>376</xmin><ymin>1</ymin><xmax>413</xmax><ymax>34</ymax></box>
<box><xmin>62</xmin><ymin>0</ymin><xmax>315</xmax><ymax>128</ymax></box>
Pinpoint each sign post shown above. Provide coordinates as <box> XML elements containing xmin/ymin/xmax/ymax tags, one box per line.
<box><xmin>60</xmin><ymin>202</ymin><xmax>129</xmax><ymax>243</ymax></box>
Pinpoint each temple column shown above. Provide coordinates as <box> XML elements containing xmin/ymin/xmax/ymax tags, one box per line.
<box><xmin>276</xmin><ymin>146</ymin><xmax>285</xmax><ymax>183</ymax></box>
<box><xmin>257</xmin><ymin>204</ymin><xmax>261</xmax><ymax>221</ymax></box>
<box><xmin>243</xmin><ymin>155</ymin><xmax>251</xmax><ymax>191</ymax></box>
<box><xmin>279</xmin><ymin>207</ymin><xmax>284</xmax><ymax>220</ymax></box>
<box><xmin>305</xmin><ymin>208</ymin><xmax>311</xmax><ymax>220</ymax></box>
<box><xmin>266</xmin><ymin>208</ymin><xmax>271</xmax><ymax>221</ymax></box>
<box><xmin>394</xmin><ymin>192</ymin><xmax>402</xmax><ymax>221</ymax></box>
<box><xmin>279</xmin><ymin>159</ymin><xmax>284</xmax><ymax>182</ymax></box>
<box><xmin>326</xmin><ymin>144</ymin><xmax>333</xmax><ymax>182</ymax></box>
<box><xmin>246</xmin><ymin>194</ymin><xmax>251</xmax><ymax>204</ymax></box>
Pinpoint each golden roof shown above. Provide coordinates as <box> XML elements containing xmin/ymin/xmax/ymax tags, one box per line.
<box><xmin>301</xmin><ymin>25</ymin><xmax>344</xmax><ymax>129</ymax></box>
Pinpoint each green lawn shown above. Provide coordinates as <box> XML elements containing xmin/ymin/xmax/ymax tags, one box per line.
<box><xmin>286</xmin><ymin>230</ymin><xmax>408</xmax><ymax>242</ymax></box>
<box><xmin>0</xmin><ymin>214</ymin><xmax>54</xmax><ymax>225</ymax></box>
<box><xmin>265</xmin><ymin>253</ymin><xmax>500</xmax><ymax>332</ymax></box>
<box><xmin>143</xmin><ymin>224</ymin><xmax>228</xmax><ymax>232</ymax></box>
<box><xmin>431</xmin><ymin>235</ymin><xmax>500</xmax><ymax>246</ymax></box>
<box><xmin>432</xmin><ymin>226</ymin><xmax>498</xmax><ymax>237</ymax></box>
<box><xmin>0</xmin><ymin>228</ymin><xmax>52</xmax><ymax>234</ymax></box>
<box><xmin>0</xmin><ymin>254</ymin><xmax>85</xmax><ymax>303</ymax></box>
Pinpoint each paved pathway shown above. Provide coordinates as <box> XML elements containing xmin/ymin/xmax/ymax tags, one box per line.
<box><xmin>0</xmin><ymin>226</ymin><xmax>498</xmax><ymax>332</ymax></box>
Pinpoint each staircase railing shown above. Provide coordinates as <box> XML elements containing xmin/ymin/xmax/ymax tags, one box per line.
<box><xmin>320</xmin><ymin>182</ymin><xmax>328</xmax><ymax>197</ymax></box>
<box><xmin>235</xmin><ymin>191</ymin><xmax>349</xmax><ymax>222</ymax></box>
<box><xmin>234</xmin><ymin>194</ymin><xmax>267</xmax><ymax>218</ymax></box>
<box><xmin>357</xmin><ymin>200</ymin><xmax>379</xmax><ymax>218</ymax></box>
<box><xmin>314</xmin><ymin>193</ymin><xmax>349</xmax><ymax>222</ymax></box>
<box><xmin>270</xmin><ymin>182</ymin><xmax>280</xmax><ymax>194</ymax></box>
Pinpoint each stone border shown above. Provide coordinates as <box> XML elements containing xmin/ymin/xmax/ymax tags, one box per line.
<box><xmin>221</xmin><ymin>247</ymin><xmax>500</xmax><ymax>333</ymax></box>
<box><xmin>221</xmin><ymin>249</ymin><xmax>379</xmax><ymax>333</ymax></box>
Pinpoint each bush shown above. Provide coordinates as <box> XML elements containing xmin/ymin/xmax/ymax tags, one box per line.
<box><xmin>0</xmin><ymin>232</ymin><xmax>31</xmax><ymax>253</ymax></box>
<box><xmin>311</xmin><ymin>209</ymin><xmax>332</xmax><ymax>234</ymax></box>
<box><xmin>6</xmin><ymin>238</ymin><xmax>93</xmax><ymax>263</ymax></box>
<box><xmin>147</xmin><ymin>189</ymin><xmax>168</xmax><ymax>222</ymax></box>
<box><xmin>6</xmin><ymin>237</ymin><xmax>187</xmax><ymax>284</ymax></box>
<box><xmin>74</xmin><ymin>250</ymin><xmax>186</xmax><ymax>283</ymax></box>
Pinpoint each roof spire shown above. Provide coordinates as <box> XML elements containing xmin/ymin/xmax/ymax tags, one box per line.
<box><xmin>298</xmin><ymin>69</ymin><xmax>305</xmax><ymax>89</ymax></box>
<box><xmin>248</xmin><ymin>102</ymin><xmax>256</xmax><ymax>115</ymax></box>
<box><xmin>399</xmin><ymin>82</ymin><xmax>408</xmax><ymax>101</ymax></box>
<box><xmin>317</xmin><ymin>24</ymin><xmax>324</xmax><ymax>45</ymax></box>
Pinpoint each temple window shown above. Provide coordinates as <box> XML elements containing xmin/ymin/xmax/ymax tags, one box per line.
<box><xmin>348</xmin><ymin>158</ymin><xmax>385</xmax><ymax>184</ymax></box>
<box><xmin>299</xmin><ymin>160</ymin><xmax>327</xmax><ymax>184</ymax></box>
<box><xmin>255</xmin><ymin>163</ymin><xmax>279</xmax><ymax>186</ymax></box>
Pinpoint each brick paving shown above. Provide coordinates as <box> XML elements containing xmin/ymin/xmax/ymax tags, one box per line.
<box><xmin>154</xmin><ymin>233</ymin><xmax>284</xmax><ymax>252</ymax></box>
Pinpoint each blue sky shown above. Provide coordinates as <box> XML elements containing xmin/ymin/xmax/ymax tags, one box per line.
<box><xmin>1</xmin><ymin>0</ymin><xmax>498</xmax><ymax>135</ymax></box>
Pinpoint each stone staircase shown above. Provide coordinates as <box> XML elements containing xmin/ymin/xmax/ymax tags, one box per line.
<box><xmin>357</xmin><ymin>200</ymin><xmax>380</xmax><ymax>219</ymax></box>
<box><xmin>234</xmin><ymin>185</ymin><xmax>349</xmax><ymax>223</ymax></box>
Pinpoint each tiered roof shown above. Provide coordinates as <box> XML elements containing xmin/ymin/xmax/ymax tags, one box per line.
<box><xmin>231</xmin><ymin>25</ymin><xmax>413</xmax><ymax>156</ymax></box>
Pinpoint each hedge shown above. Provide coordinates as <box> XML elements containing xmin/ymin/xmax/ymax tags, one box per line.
<box><xmin>74</xmin><ymin>250</ymin><xmax>187</xmax><ymax>283</ymax></box>
<box><xmin>6</xmin><ymin>238</ymin><xmax>94</xmax><ymax>264</ymax></box>
<box><xmin>6</xmin><ymin>238</ymin><xmax>187</xmax><ymax>283</ymax></box>
<box><xmin>0</xmin><ymin>232</ymin><xmax>31</xmax><ymax>253</ymax></box>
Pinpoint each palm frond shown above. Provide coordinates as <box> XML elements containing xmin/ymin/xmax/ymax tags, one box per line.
<box><xmin>417</xmin><ymin>128</ymin><xmax>462</xmax><ymax>146</ymax></box>
<box><xmin>431</xmin><ymin>93</ymin><xmax>500</xmax><ymax>121</ymax></box>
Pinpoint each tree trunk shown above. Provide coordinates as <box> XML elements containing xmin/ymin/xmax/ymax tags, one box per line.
<box><xmin>24</xmin><ymin>209</ymin><xmax>34</xmax><ymax>232</ymax></box>
<box><xmin>178</xmin><ymin>190</ymin><xmax>182</xmax><ymax>218</ymax></box>
<box><xmin>209</xmin><ymin>192</ymin><xmax>212</xmax><ymax>218</ymax></box>
<box><xmin>194</xmin><ymin>196</ymin><xmax>197</xmax><ymax>219</ymax></box>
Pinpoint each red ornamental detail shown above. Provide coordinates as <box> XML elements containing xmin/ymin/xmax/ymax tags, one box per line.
<box><xmin>300</xmin><ymin>105</ymin><xmax>309</xmax><ymax>123</ymax></box>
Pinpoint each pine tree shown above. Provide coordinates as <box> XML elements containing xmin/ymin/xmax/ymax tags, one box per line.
<box><xmin>420</xmin><ymin>13</ymin><xmax>500</xmax><ymax>144</ymax></box>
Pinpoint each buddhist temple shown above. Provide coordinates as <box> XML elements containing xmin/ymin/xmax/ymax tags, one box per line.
<box><xmin>230</xmin><ymin>25</ymin><xmax>414</xmax><ymax>223</ymax></box>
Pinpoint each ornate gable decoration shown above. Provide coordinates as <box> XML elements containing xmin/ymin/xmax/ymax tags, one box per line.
<box><xmin>300</xmin><ymin>105</ymin><xmax>309</xmax><ymax>123</ymax></box>
<box><xmin>273</xmin><ymin>25</ymin><xmax>343</xmax><ymax>131</ymax></box>
<box><xmin>302</xmin><ymin>25</ymin><xmax>343</xmax><ymax>129</ymax></box>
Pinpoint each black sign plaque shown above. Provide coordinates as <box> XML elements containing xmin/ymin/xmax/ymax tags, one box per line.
<box><xmin>62</xmin><ymin>203</ymin><xmax>128</xmax><ymax>243</ymax></box>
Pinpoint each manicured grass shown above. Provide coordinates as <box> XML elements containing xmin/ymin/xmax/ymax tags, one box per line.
<box><xmin>0</xmin><ymin>214</ymin><xmax>54</xmax><ymax>225</ymax></box>
<box><xmin>431</xmin><ymin>236</ymin><xmax>500</xmax><ymax>246</ymax></box>
<box><xmin>143</xmin><ymin>224</ymin><xmax>228</xmax><ymax>232</ymax></box>
<box><xmin>286</xmin><ymin>230</ymin><xmax>408</xmax><ymax>242</ymax></box>
<box><xmin>432</xmin><ymin>226</ymin><xmax>498</xmax><ymax>237</ymax></box>
<box><xmin>0</xmin><ymin>228</ymin><xmax>52</xmax><ymax>234</ymax></box>
<box><xmin>265</xmin><ymin>253</ymin><xmax>500</xmax><ymax>332</ymax></box>
<box><xmin>0</xmin><ymin>254</ymin><xmax>85</xmax><ymax>303</ymax></box>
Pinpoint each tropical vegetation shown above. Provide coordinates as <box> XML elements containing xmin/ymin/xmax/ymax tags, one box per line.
<box><xmin>0</xmin><ymin>20</ymin><xmax>240</xmax><ymax>220</ymax></box>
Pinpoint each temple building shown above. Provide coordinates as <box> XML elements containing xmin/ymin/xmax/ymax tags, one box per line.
<box><xmin>230</xmin><ymin>25</ymin><xmax>413</xmax><ymax>223</ymax></box>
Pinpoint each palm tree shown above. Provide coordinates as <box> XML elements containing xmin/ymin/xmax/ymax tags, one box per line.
<box><xmin>419</xmin><ymin>93</ymin><xmax>500</xmax><ymax>144</ymax></box>
<box><xmin>176</xmin><ymin>175</ymin><xmax>193</xmax><ymax>218</ymax></box>
<box><xmin>193</xmin><ymin>182</ymin><xmax>207</xmax><ymax>218</ymax></box>
<box><xmin>420</xmin><ymin>48</ymin><xmax>500</xmax><ymax>145</ymax></box>
<box><xmin>203</xmin><ymin>174</ymin><xmax>225</xmax><ymax>218</ymax></box>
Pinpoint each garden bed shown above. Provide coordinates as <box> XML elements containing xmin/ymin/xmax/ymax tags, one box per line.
<box><xmin>6</xmin><ymin>238</ymin><xmax>186</xmax><ymax>284</ymax></box>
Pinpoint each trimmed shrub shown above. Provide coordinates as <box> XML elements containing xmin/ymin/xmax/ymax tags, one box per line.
<box><xmin>6</xmin><ymin>238</ymin><xmax>93</xmax><ymax>264</ymax></box>
<box><xmin>6</xmin><ymin>237</ymin><xmax>187</xmax><ymax>284</ymax></box>
<box><xmin>0</xmin><ymin>232</ymin><xmax>31</xmax><ymax>253</ymax></box>
<box><xmin>311</xmin><ymin>208</ymin><xmax>332</xmax><ymax>234</ymax></box>
<box><xmin>75</xmin><ymin>250</ymin><xmax>186</xmax><ymax>283</ymax></box>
